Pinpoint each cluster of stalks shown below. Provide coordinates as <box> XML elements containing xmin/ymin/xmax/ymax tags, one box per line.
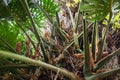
<box><xmin>0</xmin><ymin>0</ymin><xmax>120</xmax><ymax>80</ymax></box>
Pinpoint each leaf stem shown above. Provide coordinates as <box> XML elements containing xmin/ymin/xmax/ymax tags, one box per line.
<box><xmin>0</xmin><ymin>50</ymin><xmax>81</xmax><ymax>80</ymax></box>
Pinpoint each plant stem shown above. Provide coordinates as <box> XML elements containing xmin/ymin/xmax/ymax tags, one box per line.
<box><xmin>94</xmin><ymin>48</ymin><xmax>120</xmax><ymax>71</ymax></box>
<box><xmin>83</xmin><ymin>16</ymin><xmax>91</xmax><ymax>74</ymax></box>
<box><xmin>20</xmin><ymin>0</ymin><xmax>48</xmax><ymax>61</ymax></box>
<box><xmin>16</xmin><ymin>22</ymin><xmax>36</xmax><ymax>49</ymax></box>
<box><xmin>20</xmin><ymin>0</ymin><xmax>40</xmax><ymax>43</ymax></box>
<box><xmin>88</xmin><ymin>68</ymin><xmax>120</xmax><ymax>80</ymax></box>
<box><xmin>75</xmin><ymin>2</ymin><xmax>81</xmax><ymax>33</ymax></box>
<box><xmin>0</xmin><ymin>50</ymin><xmax>81</xmax><ymax>80</ymax></box>
<box><xmin>91</xmin><ymin>21</ymin><xmax>97</xmax><ymax>60</ymax></box>
<box><xmin>62</xmin><ymin>23</ymin><xmax>93</xmax><ymax>54</ymax></box>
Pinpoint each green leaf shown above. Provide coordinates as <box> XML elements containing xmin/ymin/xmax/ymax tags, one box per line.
<box><xmin>80</xmin><ymin>0</ymin><xmax>119</xmax><ymax>21</ymax></box>
<box><xmin>0</xmin><ymin>20</ymin><xmax>23</xmax><ymax>52</ymax></box>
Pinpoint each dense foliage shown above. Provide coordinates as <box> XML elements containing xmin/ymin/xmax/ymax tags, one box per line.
<box><xmin>0</xmin><ymin>0</ymin><xmax>120</xmax><ymax>80</ymax></box>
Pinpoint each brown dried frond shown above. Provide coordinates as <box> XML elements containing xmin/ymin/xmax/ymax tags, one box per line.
<box><xmin>54</xmin><ymin>44</ymin><xmax>64</xmax><ymax>54</ymax></box>
<box><xmin>53</xmin><ymin>54</ymin><xmax>64</xmax><ymax>64</ymax></box>
<box><xmin>25</xmin><ymin>37</ymin><xmax>32</xmax><ymax>57</ymax></box>
<box><xmin>33</xmin><ymin>43</ymin><xmax>42</xmax><ymax>60</ymax></box>
<box><xmin>44</xmin><ymin>30</ymin><xmax>51</xmax><ymax>41</ymax></box>
<box><xmin>16</xmin><ymin>41</ymin><xmax>22</xmax><ymax>53</ymax></box>
<box><xmin>25</xmin><ymin>37</ymin><xmax>30</xmax><ymax>45</ymax></box>
<box><xmin>73</xmin><ymin>54</ymin><xmax>84</xmax><ymax>59</ymax></box>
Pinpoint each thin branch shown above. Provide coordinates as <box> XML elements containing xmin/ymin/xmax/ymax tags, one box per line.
<box><xmin>88</xmin><ymin>68</ymin><xmax>120</xmax><ymax>80</ymax></box>
<box><xmin>94</xmin><ymin>48</ymin><xmax>120</xmax><ymax>71</ymax></box>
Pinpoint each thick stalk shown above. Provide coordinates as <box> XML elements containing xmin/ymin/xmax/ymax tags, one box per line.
<box><xmin>83</xmin><ymin>14</ymin><xmax>91</xmax><ymax>75</ymax></box>
<box><xmin>20</xmin><ymin>0</ymin><xmax>48</xmax><ymax>61</ymax></box>
<box><xmin>0</xmin><ymin>50</ymin><xmax>81</xmax><ymax>80</ymax></box>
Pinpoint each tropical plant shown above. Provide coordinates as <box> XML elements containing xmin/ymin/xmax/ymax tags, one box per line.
<box><xmin>0</xmin><ymin>21</ymin><xmax>23</xmax><ymax>52</ymax></box>
<box><xmin>0</xmin><ymin>0</ymin><xmax>120</xmax><ymax>80</ymax></box>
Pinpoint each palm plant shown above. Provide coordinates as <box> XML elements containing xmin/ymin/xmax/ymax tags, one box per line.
<box><xmin>0</xmin><ymin>0</ymin><xmax>120</xmax><ymax>80</ymax></box>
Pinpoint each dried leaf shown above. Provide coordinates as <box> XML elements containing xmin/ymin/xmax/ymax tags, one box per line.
<box><xmin>73</xmin><ymin>54</ymin><xmax>84</xmax><ymax>59</ymax></box>
<box><xmin>16</xmin><ymin>41</ymin><xmax>22</xmax><ymax>53</ymax></box>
